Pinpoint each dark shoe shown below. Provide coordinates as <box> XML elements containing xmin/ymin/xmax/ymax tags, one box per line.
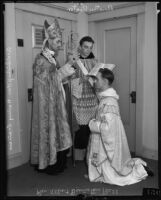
<box><xmin>46</xmin><ymin>170</ymin><xmax>60</xmax><ymax>175</ymax></box>
<box><xmin>34</xmin><ymin>167</ymin><xmax>47</xmax><ymax>173</ymax></box>
<box><xmin>59</xmin><ymin>165</ymin><xmax>67</xmax><ymax>172</ymax></box>
<box><xmin>143</xmin><ymin>165</ymin><xmax>154</xmax><ymax>177</ymax></box>
<box><xmin>45</xmin><ymin>164</ymin><xmax>63</xmax><ymax>175</ymax></box>
<box><xmin>63</xmin><ymin>164</ymin><xmax>67</xmax><ymax>170</ymax></box>
<box><xmin>46</xmin><ymin>167</ymin><xmax>64</xmax><ymax>175</ymax></box>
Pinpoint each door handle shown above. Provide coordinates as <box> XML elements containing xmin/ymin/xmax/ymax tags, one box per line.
<box><xmin>130</xmin><ymin>91</ymin><xmax>136</xmax><ymax>103</ymax></box>
<box><xmin>28</xmin><ymin>88</ymin><xmax>33</xmax><ymax>102</ymax></box>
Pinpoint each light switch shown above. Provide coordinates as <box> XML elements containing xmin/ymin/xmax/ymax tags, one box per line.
<box><xmin>17</xmin><ymin>39</ymin><xmax>24</xmax><ymax>47</ymax></box>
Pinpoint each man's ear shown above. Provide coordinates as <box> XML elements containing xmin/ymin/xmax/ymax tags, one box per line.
<box><xmin>104</xmin><ymin>78</ymin><xmax>109</xmax><ymax>86</ymax></box>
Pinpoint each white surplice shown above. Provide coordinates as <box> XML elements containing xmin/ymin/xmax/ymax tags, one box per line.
<box><xmin>87</xmin><ymin>88</ymin><xmax>148</xmax><ymax>186</ymax></box>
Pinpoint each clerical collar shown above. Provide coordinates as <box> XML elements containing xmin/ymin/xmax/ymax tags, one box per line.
<box><xmin>97</xmin><ymin>88</ymin><xmax>119</xmax><ymax>100</ymax></box>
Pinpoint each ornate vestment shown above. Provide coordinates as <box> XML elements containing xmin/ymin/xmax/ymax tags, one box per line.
<box><xmin>30</xmin><ymin>47</ymin><xmax>74</xmax><ymax>169</ymax></box>
<box><xmin>72</xmin><ymin>53</ymin><xmax>98</xmax><ymax>125</ymax></box>
<box><xmin>87</xmin><ymin>88</ymin><xmax>148</xmax><ymax>186</ymax></box>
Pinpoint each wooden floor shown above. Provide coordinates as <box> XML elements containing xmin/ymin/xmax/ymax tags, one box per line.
<box><xmin>7</xmin><ymin>157</ymin><xmax>158</xmax><ymax>197</ymax></box>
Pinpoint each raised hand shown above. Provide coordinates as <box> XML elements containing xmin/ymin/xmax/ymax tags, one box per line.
<box><xmin>67</xmin><ymin>49</ymin><xmax>80</xmax><ymax>65</ymax></box>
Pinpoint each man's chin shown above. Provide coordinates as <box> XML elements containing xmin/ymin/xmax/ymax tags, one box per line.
<box><xmin>81</xmin><ymin>53</ymin><xmax>90</xmax><ymax>58</ymax></box>
<box><xmin>85</xmin><ymin>53</ymin><xmax>90</xmax><ymax>57</ymax></box>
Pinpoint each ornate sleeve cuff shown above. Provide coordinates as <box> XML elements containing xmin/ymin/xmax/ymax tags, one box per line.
<box><xmin>58</xmin><ymin>63</ymin><xmax>75</xmax><ymax>80</ymax></box>
<box><xmin>89</xmin><ymin>119</ymin><xmax>101</xmax><ymax>133</ymax></box>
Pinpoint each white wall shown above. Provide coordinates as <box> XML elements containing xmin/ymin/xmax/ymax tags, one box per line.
<box><xmin>77</xmin><ymin>12</ymin><xmax>88</xmax><ymax>39</ymax></box>
<box><xmin>88</xmin><ymin>22</ymin><xmax>97</xmax><ymax>58</ymax></box>
<box><xmin>4</xmin><ymin>3</ymin><xmax>22</xmax><ymax>168</ymax></box>
<box><xmin>142</xmin><ymin>2</ymin><xmax>158</xmax><ymax>159</ymax></box>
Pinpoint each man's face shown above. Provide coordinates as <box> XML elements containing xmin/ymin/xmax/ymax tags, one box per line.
<box><xmin>93</xmin><ymin>72</ymin><xmax>107</xmax><ymax>92</ymax></box>
<box><xmin>80</xmin><ymin>41</ymin><xmax>93</xmax><ymax>58</ymax></box>
<box><xmin>48</xmin><ymin>37</ymin><xmax>62</xmax><ymax>52</ymax></box>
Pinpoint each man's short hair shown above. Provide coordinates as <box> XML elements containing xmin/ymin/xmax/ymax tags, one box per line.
<box><xmin>79</xmin><ymin>36</ymin><xmax>94</xmax><ymax>46</ymax></box>
<box><xmin>99</xmin><ymin>68</ymin><xmax>114</xmax><ymax>85</ymax></box>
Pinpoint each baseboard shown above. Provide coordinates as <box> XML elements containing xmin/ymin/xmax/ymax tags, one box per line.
<box><xmin>7</xmin><ymin>153</ymin><xmax>23</xmax><ymax>169</ymax></box>
<box><xmin>141</xmin><ymin>147</ymin><xmax>158</xmax><ymax>160</ymax></box>
<box><xmin>130</xmin><ymin>151</ymin><xmax>136</xmax><ymax>157</ymax></box>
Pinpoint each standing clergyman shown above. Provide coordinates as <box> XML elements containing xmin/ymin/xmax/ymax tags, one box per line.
<box><xmin>30</xmin><ymin>18</ymin><xmax>76</xmax><ymax>175</ymax></box>
<box><xmin>71</xmin><ymin>36</ymin><xmax>98</xmax><ymax>161</ymax></box>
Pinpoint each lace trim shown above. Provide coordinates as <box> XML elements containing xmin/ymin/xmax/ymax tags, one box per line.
<box><xmin>104</xmin><ymin>105</ymin><xmax>120</xmax><ymax>116</ymax></box>
<box><xmin>97</xmin><ymin>104</ymin><xmax>120</xmax><ymax>117</ymax></box>
<box><xmin>42</xmin><ymin>47</ymin><xmax>57</xmax><ymax>65</ymax></box>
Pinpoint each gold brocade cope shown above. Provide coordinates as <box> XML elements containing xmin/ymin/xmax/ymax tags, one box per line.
<box><xmin>30</xmin><ymin>52</ymin><xmax>72</xmax><ymax>170</ymax></box>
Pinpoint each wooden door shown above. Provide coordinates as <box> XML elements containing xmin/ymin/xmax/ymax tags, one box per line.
<box><xmin>97</xmin><ymin>17</ymin><xmax>137</xmax><ymax>153</ymax></box>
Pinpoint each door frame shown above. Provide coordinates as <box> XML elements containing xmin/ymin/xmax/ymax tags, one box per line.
<box><xmin>88</xmin><ymin>3</ymin><xmax>147</xmax><ymax>158</ymax></box>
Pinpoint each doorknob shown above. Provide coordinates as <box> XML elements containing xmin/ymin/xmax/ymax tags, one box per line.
<box><xmin>130</xmin><ymin>91</ymin><xmax>136</xmax><ymax>103</ymax></box>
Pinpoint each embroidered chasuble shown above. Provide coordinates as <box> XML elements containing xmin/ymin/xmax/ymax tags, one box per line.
<box><xmin>71</xmin><ymin>52</ymin><xmax>98</xmax><ymax>125</ymax></box>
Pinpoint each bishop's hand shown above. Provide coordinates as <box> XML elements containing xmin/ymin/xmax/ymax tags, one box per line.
<box><xmin>67</xmin><ymin>50</ymin><xmax>80</xmax><ymax>65</ymax></box>
<box><xmin>89</xmin><ymin>119</ymin><xmax>101</xmax><ymax>133</ymax></box>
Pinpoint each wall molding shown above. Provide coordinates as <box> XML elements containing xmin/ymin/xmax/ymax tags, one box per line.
<box><xmin>88</xmin><ymin>3</ymin><xmax>145</xmax><ymax>22</ymax></box>
<box><xmin>135</xmin><ymin>13</ymin><xmax>144</xmax><ymax>157</ymax></box>
<box><xmin>88</xmin><ymin>2</ymin><xmax>145</xmax><ymax>15</ymax></box>
<box><xmin>43</xmin><ymin>2</ymin><xmax>145</xmax><ymax>15</ymax></box>
<box><xmin>15</xmin><ymin>3</ymin><xmax>77</xmax><ymax>22</ymax></box>
<box><xmin>39</xmin><ymin>3</ymin><xmax>72</xmax><ymax>13</ymax></box>
<box><xmin>142</xmin><ymin>147</ymin><xmax>158</xmax><ymax>160</ymax></box>
<box><xmin>7</xmin><ymin>153</ymin><xmax>22</xmax><ymax>169</ymax></box>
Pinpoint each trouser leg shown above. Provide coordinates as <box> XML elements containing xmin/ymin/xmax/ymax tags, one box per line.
<box><xmin>74</xmin><ymin>125</ymin><xmax>91</xmax><ymax>149</ymax></box>
<box><xmin>56</xmin><ymin>148</ymin><xmax>69</xmax><ymax>170</ymax></box>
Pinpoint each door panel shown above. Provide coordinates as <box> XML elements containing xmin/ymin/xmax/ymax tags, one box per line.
<box><xmin>105</xmin><ymin>28</ymin><xmax>131</xmax><ymax>124</ymax></box>
<box><xmin>97</xmin><ymin>17</ymin><xmax>137</xmax><ymax>152</ymax></box>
